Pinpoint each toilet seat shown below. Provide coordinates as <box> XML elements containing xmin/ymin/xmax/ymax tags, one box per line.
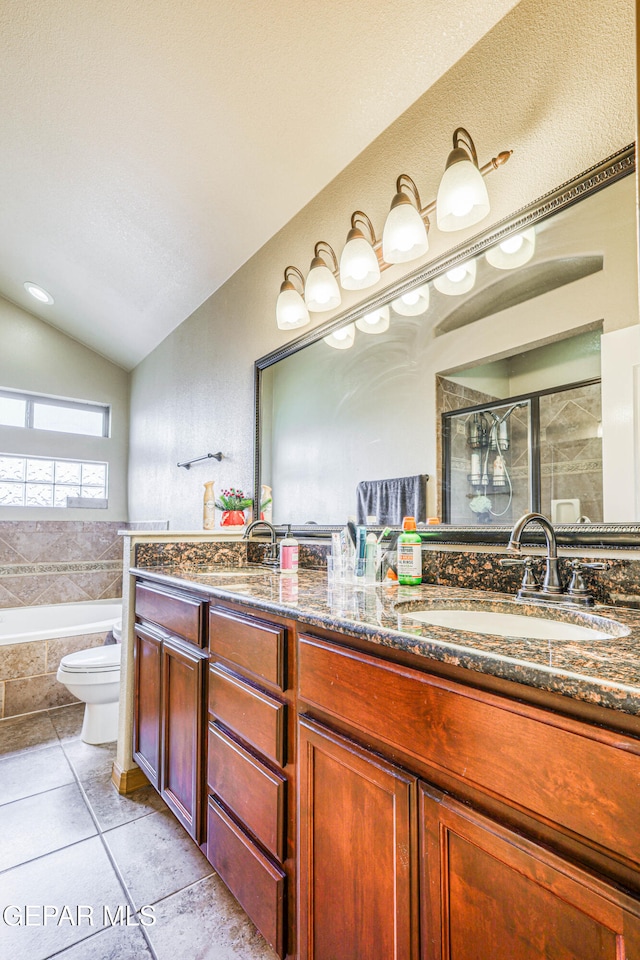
<box><xmin>59</xmin><ymin>645</ymin><xmax>121</xmax><ymax>674</ymax></box>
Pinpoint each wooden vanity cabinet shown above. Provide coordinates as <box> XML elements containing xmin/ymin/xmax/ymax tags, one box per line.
<box><xmin>206</xmin><ymin>603</ymin><xmax>296</xmax><ymax>959</ymax></box>
<box><xmin>420</xmin><ymin>784</ymin><xmax>640</xmax><ymax>960</ymax></box>
<box><xmin>133</xmin><ymin>581</ymin><xmax>208</xmax><ymax>843</ymax></box>
<box><xmin>297</xmin><ymin>630</ymin><xmax>640</xmax><ymax>960</ymax></box>
<box><xmin>298</xmin><ymin>716</ymin><xmax>419</xmax><ymax>960</ymax></box>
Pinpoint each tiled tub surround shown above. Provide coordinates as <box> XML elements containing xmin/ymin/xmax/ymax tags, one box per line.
<box><xmin>0</xmin><ymin>521</ymin><xmax>124</xmax><ymax>608</ymax></box>
<box><xmin>0</xmin><ymin>629</ymin><xmax>109</xmax><ymax>719</ymax></box>
<box><xmin>130</xmin><ymin>563</ymin><xmax>640</xmax><ymax>716</ymax></box>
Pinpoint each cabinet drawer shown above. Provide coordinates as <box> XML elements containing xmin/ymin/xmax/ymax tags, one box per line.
<box><xmin>298</xmin><ymin>634</ymin><xmax>640</xmax><ymax>869</ymax></box>
<box><xmin>209</xmin><ymin>664</ymin><xmax>286</xmax><ymax>766</ymax></box>
<box><xmin>206</xmin><ymin>796</ymin><xmax>286</xmax><ymax>959</ymax></box>
<box><xmin>136</xmin><ymin>583</ymin><xmax>204</xmax><ymax>646</ymax></box>
<box><xmin>208</xmin><ymin>721</ymin><xmax>286</xmax><ymax>861</ymax></box>
<box><xmin>209</xmin><ymin>608</ymin><xmax>285</xmax><ymax>690</ymax></box>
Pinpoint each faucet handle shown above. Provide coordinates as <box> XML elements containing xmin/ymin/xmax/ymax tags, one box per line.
<box><xmin>570</xmin><ymin>559</ymin><xmax>608</xmax><ymax>570</ymax></box>
<box><xmin>500</xmin><ymin>555</ymin><xmax>540</xmax><ymax>590</ymax></box>
<box><xmin>567</xmin><ymin>559</ymin><xmax>607</xmax><ymax>597</ymax></box>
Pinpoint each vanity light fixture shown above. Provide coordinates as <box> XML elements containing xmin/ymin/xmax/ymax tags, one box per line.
<box><xmin>339</xmin><ymin>212</ymin><xmax>381</xmax><ymax>290</ymax></box>
<box><xmin>24</xmin><ymin>282</ymin><xmax>54</xmax><ymax>305</ymax></box>
<box><xmin>433</xmin><ymin>259</ymin><xmax>477</xmax><ymax>296</ymax></box>
<box><xmin>304</xmin><ymin>242</ymin><xmax>341</xmax><ymax>312</ymax></box>
<box><xmin>437</xmin><ymin>128</ymin><xmax>504</xmax><ymax>232</ymax></box>
<box><xmin>486</xmin><ymin>227</ymin><xmax>536</xmax><ymax>270</ymax></box>
<box><xmin>355</xmin><ymin>305</ymin><xmax>390</xmax><ymax>335</ymax></box>
<box><xmin>382</xmin><ymin>175</ymin><xmax>430</xmax><ymax>264</ymax></box>
<box><xmin>391</xmin><ymin>283</ymin><xmax>430</xmax><ymax>316</ymax></box>
<box><xmin>323</xmin><ymin>323</ymin><xmax>356</xmax><ymax>350</ymax></box>
<box><xmin>275</xmin><ymin>127</ymin><xmax>510</xmax><ymax>329</ymax></box>
<box><xmin>275</xmin><ymin>266</ymin><xmax>310</xmax><ymax>330</ymax></box>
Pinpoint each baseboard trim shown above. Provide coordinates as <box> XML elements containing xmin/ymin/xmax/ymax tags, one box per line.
<box><xmin>111</xmin><ymin>761</ymin><xmax>150</xmax><ymax>795</ymax></box>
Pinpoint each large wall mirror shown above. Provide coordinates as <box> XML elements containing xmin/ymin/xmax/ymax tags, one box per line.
<box><xmin>255</xmin><ymin>146</ymin><xmax>640</xmax><ymax>545</ymax></box>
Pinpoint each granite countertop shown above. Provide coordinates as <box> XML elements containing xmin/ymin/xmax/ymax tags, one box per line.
<box><xmin>131</xmin><ymin>564</ymin><xmax>640</xmax><ymax>718</ymax></box>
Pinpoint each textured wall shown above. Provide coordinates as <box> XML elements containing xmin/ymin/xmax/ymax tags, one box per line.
<box><xmin>128</xmin><ymin>0</ymin><xmax>636</xmax><ymax>528</ymax></box>
<box><xmin>0</xmin><ymin>296</ymin><xmax>130</xmax><ymax>521</ymax></box>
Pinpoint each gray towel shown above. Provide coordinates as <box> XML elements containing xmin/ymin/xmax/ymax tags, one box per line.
<box><xmin>356</xmin><ymin>474</ymin><xmax>428</xmax><ymax>525</ymax></box>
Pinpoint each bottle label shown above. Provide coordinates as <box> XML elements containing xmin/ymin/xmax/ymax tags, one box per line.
<box><xmin>397</xmin><ymin>543</ymin><xmax>421</xmax><ymax>577</ymax></box>
<box><xmin>281</xmin><ymin>545</ymin><xmax>299</xmax><ymax>571</ymax></box>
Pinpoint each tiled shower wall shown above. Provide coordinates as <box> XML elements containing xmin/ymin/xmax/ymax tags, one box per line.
<box><xmin>0</xmin><ymin>521</ymin><xmax>124</xmax><ymax>608</ymax></box>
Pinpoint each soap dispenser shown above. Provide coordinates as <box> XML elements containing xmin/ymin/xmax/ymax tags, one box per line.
<box><xmin>280</xmin><ymin>525</ymin><xmax>299</xmax><ymax>573</ymax></box>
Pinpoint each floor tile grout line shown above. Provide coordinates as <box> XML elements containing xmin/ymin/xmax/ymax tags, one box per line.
<box><xmin>0</xmin><ymin>737</ymin><xmax>65</xmax><ymax>763</ymax></box>
<box><xmin>0</xmin><ymin>776</ymin><xmax>78</xmax><ymax>811</ymax></box>
<box><xmin>49</xmin><ymin>714</ymin><xmax>161</xmax><ymax>960</ymax></box>
<box><xmin>145</xmin><ymin>867</ymin><xmax>218</xmax><ymax>911</ymax></box>
<box><xmin>0</xmin><ymin>828</ymin><xmax>100</xmax><ymax>878</ymax></box>
<box><xmin>69</xmin><ymin>758</ymin><xmax>161</xmax><ymax>960</ymax></box>
<box><xmin>41</xmin><ymin>921</ymin><xmax>148</xmax><ymax>960</ymax></box>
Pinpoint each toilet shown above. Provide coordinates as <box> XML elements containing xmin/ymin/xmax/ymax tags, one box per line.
<box><xmin>57</xmin><ymin>623</ymin><xmax>122</xmax><ymax>744</ymax></box>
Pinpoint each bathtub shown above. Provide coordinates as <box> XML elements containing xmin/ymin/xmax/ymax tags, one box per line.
<box><xmin>0</xmin><ymin>599</ymin><xmax>122</xmax><ymax>646</ymax></box>
<box><xmin>0</xmin><ymin>599</ymin><xmax>122</xmax><ymax>720</ymax></box>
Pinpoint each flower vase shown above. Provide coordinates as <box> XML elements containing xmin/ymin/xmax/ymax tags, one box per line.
<box><xmin>221</xmin><ymin>510</ymin><xmax>246</xmax><ymax>527</ymax></box>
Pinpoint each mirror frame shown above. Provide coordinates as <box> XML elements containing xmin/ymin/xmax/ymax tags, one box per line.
<box><xmin>254</xmin><ymin>144</ymin><xmax>639</xmax><ymax>548</ymax></box>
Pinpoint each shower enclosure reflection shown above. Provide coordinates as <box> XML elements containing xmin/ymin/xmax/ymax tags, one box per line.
<box><xmin>442</xmin><ymin>377</ymin><xmax>602</xmax><ymax>525</ymax></box>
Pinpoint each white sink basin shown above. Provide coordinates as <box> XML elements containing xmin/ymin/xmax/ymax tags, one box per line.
<box><xmin>395</xmin><ymin>600</ymin><xmax>629</xmax><ymax>642</ymax></box>
<box><xmin>404</xmin><ymin>608</ymin><xmax>613</xmax><ymax>641</ymax></box>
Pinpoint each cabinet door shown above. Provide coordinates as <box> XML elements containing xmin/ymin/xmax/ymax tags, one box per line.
<box><xmin>420</xmin><ymin>783</ymin><xmax>640</xmax><ymax>960</ymax></box>
<box><xmin>299</xmin><ymin>717</ymin><xmax>418</xmax><ymax>960</ymax></box>
<box><xmin>132</xmin><ymin>626</ymin><xmax>162</xmax><ymax>789</ymax></box>
<box><xmin>162</xmin><ymin>637</ymin><xmax>207</xmax><ymax>842</ymax></box>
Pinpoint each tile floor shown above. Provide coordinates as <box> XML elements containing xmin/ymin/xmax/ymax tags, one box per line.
<box><xmin>0</xmin><ymin>704</ymin><xmax>278</xmax><ymax>960</ymax></box>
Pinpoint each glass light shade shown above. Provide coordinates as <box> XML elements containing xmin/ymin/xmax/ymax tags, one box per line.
<box><xmin>485</xmin><ymin>227</ymin><xmax>536</xmax><ymax>270</ymax></box>
<box><xmin>276</xmin><ymin>286</ymin><xmax>310</xmax><ymax>330</ymax></box>
<box><xmin>323</xmin><ymin>323</ymin><xmax>355</xmax><ymax>350</ymax></box>
<box><xmin>304</xmin><ymin>262</ymin><xmax>341</xmax><ymax>312</ymax></box>
<box><xmin>339</xmin><ymin>236</ymin><xmax>380</xmax><ymax>290</ymax></box>
<box><xmin>436</xmin><ymin>159</ymin><xmax>490</xmax><ymax>232</ymax></box>
<box><xmin>382</xmin><ymin>201</ymin><xmax>429</xmax><ymax>264</ymax></box>
<box><xmin>433</xmin><ymin>259</ymin><xmax>477</xmax><ymax>296</ymax></box>
<box><xmin>391</xmin><ymin>283</ymin><xmax>430</xmax><ymax>316</ymax></box>
<box><xmin>355</xmin><ymin>305</ymin><xmax>390</xmax><ymax>335</ymax></box>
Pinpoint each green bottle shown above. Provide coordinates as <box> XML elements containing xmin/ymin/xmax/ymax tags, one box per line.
<box><xmin>397</xmin><ymin>516</ymin><xmax>422</xmax><ymax>585</ymax></box>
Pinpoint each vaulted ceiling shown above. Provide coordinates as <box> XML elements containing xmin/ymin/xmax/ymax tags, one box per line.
<box><xmin>0</xmin><ymin>0</ymin><xmax>521</xmax><ymax>369</ymax></box>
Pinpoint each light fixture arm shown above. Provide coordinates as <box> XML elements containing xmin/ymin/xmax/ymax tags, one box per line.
<box><xmin>282</xmin><ymin>265</ymin><xmax>305</xmax><ymax>293</ymax></box>
<box><xmin>396</xmin><ymin>174</ymin><xmax>422</xmax><ymax>210</ymax></box>
<box><xmin>312</xmin><ymin>241</ymin><xmax>339</xmax><ymax>274</ymax></box>
<box><xmin>452</xmin><ymin>127</ymin><xmax>479</xmax><ymax>165</ymax></box>
<box><xmin>350</xmin><ymin>210</ymin><xmax>377</xmax><ymax>245</ymax></box>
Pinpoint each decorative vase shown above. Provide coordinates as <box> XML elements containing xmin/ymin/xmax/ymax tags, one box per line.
<box><xmin>221</xmin><ymin>509</ymin><xmax>246</xmax><ymax>526</ymax></box>
<box><xmin>203</xmin><ymin>481</ymin><xmax>216</xmax><ymax>530</ymax></box>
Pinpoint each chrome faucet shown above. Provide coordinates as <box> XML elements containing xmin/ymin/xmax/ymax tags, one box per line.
<box><xmin>243</xmin><ymin>519</ymin><xmax>279</xmax><ymax>566</ymax></box>
<box><xmin>505</xmin><ymin>512</ymin><xmax>562</xmax><ymax>600</ymax></box>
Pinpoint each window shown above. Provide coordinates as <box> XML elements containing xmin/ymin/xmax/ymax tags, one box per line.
<box><xmin>0</xmin><ymin>455</ymin><xmax>108</xmax><ymax>508</ymax></box>
<box><xmin>0</xmin><ymin>390</ymin><xmax>109</xmax><ymax>437</ymax></box>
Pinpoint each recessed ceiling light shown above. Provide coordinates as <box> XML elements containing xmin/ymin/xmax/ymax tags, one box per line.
<box><xmin>24</xmin><ymin>282</ymin><xmax>54</xmax><ymax>305</ymax></box>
